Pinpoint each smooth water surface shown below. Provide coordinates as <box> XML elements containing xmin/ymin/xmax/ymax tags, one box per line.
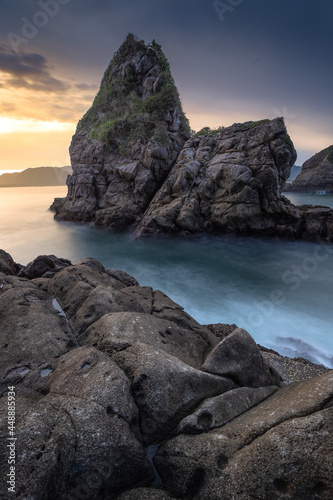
<box><xmin>1</xmin><ymin>186</ymin><xmax>332</xmax><ymax>366</ymax></box>
<box><xmin>283</xmin><ymin>192</ymin><xmax>333</xmax><ymax>209</ymax></box>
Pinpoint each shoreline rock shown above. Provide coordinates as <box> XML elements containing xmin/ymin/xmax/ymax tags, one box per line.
<box><xmin>285</xmin><ymin>145</ymin><xmax>333</xmax><ymax>193</ymax></box>
<box><xmin>1</xmin><ymin>250</ymin><xmax>332</xmax><ymax>499</ymax></box>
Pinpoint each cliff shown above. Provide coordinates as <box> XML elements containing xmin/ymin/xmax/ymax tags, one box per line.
<box><xmin>51</xmin><ymin>34</ymin><xmax>190</xmax><ymax>226</ymax></box>
<box><xmin>0</xmin><ymin>166</ymin><xmax>71</xmax><ymax>187</ymax></box>
<box><xmin>286</xmin><ymin>145</ymin><xmax>333</xmax><ymax>193</ymax></box>
<box><xmin>0</xmin><ymin>249</ymin><xmax>332</xmax><ymax>499</ymax></box>
<box><xmin>51</xmin><ymin>35</ymin><xmax>333</xmax><ymax>242</ymax></box>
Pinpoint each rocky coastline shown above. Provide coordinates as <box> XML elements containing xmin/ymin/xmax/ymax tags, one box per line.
<box><xmin>50</xmin><ymin>35</ymin><xmax>333</xmax><ymax>243</ymax></box>
<box><xmin>285</xmin><ymin>145</ymin><xmax>333</xmax><ymax>193</ymax></box>
<box><xmin>1</xmin><ymin>249</ymin><xmax>332</xmax><ymax>499</ymax></box>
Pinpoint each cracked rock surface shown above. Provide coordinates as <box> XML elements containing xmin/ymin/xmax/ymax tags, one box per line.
<box><xmin>0</xmin><ymin>252</ymin><xmax>332</xmax><ymax>499</ymax></box>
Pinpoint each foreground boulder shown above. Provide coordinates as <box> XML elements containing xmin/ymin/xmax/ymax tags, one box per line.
<box><xmin>286</xmin><ymin>145</ymin><xmax>333</xmax><ymax>193</ymax></box>
<box><xmin>0</xmin><ymin>251</ymin><xmax>332</xmax><ymax>499</ymax></box>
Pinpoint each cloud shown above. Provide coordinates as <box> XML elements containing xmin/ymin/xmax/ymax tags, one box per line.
<box><xmin>75</xmin><ymin>82</ymin><xmax>98</xmax><ymax>90</ymax></box>
<box><xmin>0</xmin><ymin>101</ymin><xmax>16</xmax><ymax>113</ymax></box>
<box><xmin>0</xmin><ymin>45</ymin><xmax>70</xmax><ymax>92</ymax></box>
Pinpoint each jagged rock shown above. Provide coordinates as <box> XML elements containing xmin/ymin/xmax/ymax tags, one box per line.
<box><xmin>176</xmin><ymin>386</ymin><xmax>278</xmax><ymax>435</ymax></box>
<box><xmin>154</xmin><ymin>371</ymin><xmax>333</xmax><ymax>500</ymax></box>
<box><xmin>112</xmin><ymin>342</ymin><xmax>237</xmax><ymax>444</ymax></box>
<box><xmin>0</xmin><ymin>249</ymin><xmax>22</xmax><ymax>275</ymax></box>
<box><xmin>51</xmin><ymin>34</ymin><xmax>189</xmax><ymax>226</ymax></box>
<box><xmin>18</xmin><ymin>254</ymin><xmax>72</xmax><ymax>279</ymax></box>
<box><xmin>286</xmin><ymin>145</ymin><xmax>333</xmax><ymax>193</ymax></box>
<box><xmin>202</xmin><ymin>328</ymin><xmax>282</xmax><ymax>387</ymax></box>
<box><xmin>49</xmin><ymin>35</ymin><xmax>333</xmax><ymax>242</ymax></box>
<box><xmin>136</xmin><ymin>119</ymin><xmax>299</xmax><ymax>238</ymax></box>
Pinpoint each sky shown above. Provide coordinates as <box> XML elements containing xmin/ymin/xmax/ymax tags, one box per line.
<box><xmin>0</xmin><ymin>0</ymin><xmax>332</xmax><ymax>170</ymax></box>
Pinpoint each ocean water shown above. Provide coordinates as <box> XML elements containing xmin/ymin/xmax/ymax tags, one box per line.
<box><xmin>1</xmin><ymin>186</ymin><xmax>333</xmax><ymax>367</ymax></box>
<box><xmin>283</xmin><ymin>192</ymin><xmax>333</xmax><ymax>209</ymax></box>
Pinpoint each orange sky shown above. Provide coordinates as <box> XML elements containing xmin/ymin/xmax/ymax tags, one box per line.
<box><xmin>0</xmin><ymin>55</ymin><xmax>331</xmax><ymax>170</ymax></box>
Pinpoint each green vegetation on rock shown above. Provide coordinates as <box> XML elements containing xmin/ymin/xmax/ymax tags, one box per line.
<box><xmin>77</xmin><ymin>34</ymin><xmax>190</xmax><ymax>155</ymax></box>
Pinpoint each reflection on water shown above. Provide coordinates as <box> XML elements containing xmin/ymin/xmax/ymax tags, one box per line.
<box><xmin>1</xmin><ymin>186</ymin><xmax>333</xmax><ymax>366</ymax></box>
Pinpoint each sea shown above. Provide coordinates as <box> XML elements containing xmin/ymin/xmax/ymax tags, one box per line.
<box><xmin>1</xmin><ymin>186</ymin><xmax>333</xmax><ymax>367</ymax></box>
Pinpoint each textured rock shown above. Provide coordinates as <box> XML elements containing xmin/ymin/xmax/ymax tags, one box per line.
<box><xmin>1</xmin><ymin>250</ymin><xmax>332</xmax><ymax>499</ymax></box>
<box><xmin>286</xmin><ymin>145</ymin><xmax>333</xmax><ymax>193</ymax></box>
<box><xmin>176</xmin><ymin>386</ymin><xmax>278</xmax><ymax>434</ymax></box>
<box><xmin>18</xmin><ymin>254</ymin><xmax>72</xmax><ymax>279</ymax></box>
<box><xmin>0</xmin><ymin>249</ymin><xmax>21</xmax><ymax>275</ymax></box>
<box><xmin>51</xmin><ymin>34</ymin><xmax>189</xmax><ymax>226</ymax></box>
<box><xmin>136</xmin><ymin>119</ymin><xmax>299</xmax><ymax>238</ymax></box>
<box><xmin>113</xmin><ymin>342</ymin><xmax>237</xmax><ymax>444</ymax></box>
<box><xmin>83</xmin><ymin>311</ymin><xmax>217</xmax><ymax>369</ymax></box>
<box><xmin>202</xmin><ymin>328</ymin><xmax>282</xmax><ymax>387</ymax></box>
<box><xmin>155</xmin><ymin>370</ymin><xmax>333</xmax><ymax>500</ymax></box>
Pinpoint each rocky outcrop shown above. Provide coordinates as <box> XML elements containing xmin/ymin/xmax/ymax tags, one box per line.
<box><xmin>286</xmin><ymin>145</ymin><xmax>333</xmax><ymax>193</ymax></box>
<box><xmin>51</xmin><ymin>34</ymin><xmax>189</xmax><ymax>227</ymax></box>
<box><xmin>50</xmin><ymin>35</ymin><xmax>333</xmax><ymax>242</ymax></box>
<box><xmin>1</xmin><ymin>250</ymin><xmax>332</xmax><ymax>499</ymax></box>
<box><xmin>136</xmin><ymin>118</ymin><xmax>300</xmax><ymax>237</ymax></box>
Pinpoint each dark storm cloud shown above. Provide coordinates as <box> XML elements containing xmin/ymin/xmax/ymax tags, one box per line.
<box><xmin>0</xmin><ymin>45</ymin><xmax>70</xmax><ymax>92</ymax></box>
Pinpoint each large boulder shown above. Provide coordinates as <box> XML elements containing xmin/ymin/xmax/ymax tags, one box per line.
<box><xmin>286</xmin><ymin>145</ymin><xmax>333</xmax><ymax>193</ymax></box>
<box><xmin>1</xmin><ymin>251</ymin><xmax>332</xmax><ymax>499</ymax></box>
<box><xmin>154</xmin><ymin>370</ymin><xmax>333</xmax><ymax>500</ymax></box>
<box><xmin>51</xmin><ymin>34</ymin><xmax>190</xmax><ymax>226</ymax></box>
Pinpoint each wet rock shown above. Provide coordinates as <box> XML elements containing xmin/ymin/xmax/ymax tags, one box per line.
<box><xmin>202</xmin><ymin>328</ymin><xmax>282</xmax><ymax>387</ymax></box>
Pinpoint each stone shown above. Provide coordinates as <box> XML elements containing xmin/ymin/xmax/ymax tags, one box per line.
<box><xmin>113</xmin><ymin>342</ymin><xmax>237</xmax><ymax>444</ymax></box>
<box><xmin>83</xmin><ymin>311</ymin><xmax>216</xmax><ymax>369</ymax></box>
<box><xmin>202</xmin><ymin>328</ymin><xmax>282</xmax><ymax>387</ymax></box>
<box><xmin>0</xmin><ymin>275</ymin><xmax>74</xmax><ymax>396</ymax></box>
<box><xmin>286</xmin><ymin>145</ymin><xmax>333</xmax><ymax>193</ymax></box>
<box><xmin>0</xmin><ymin>249</ymin><xmax>22</xmax><ymax>275</ymax></box>
<box><xmin>154</xmin><ymin>371</ymin><xmax>333</xmax><ymax>499</ymax></box>
<box><xmin>135</xmin><ymin>119</ymin><xmax>300</xmax><ymax>239</ymax></box>
<box><xmin>176</xmin><ymin>385</ymin><xmax>278</xmax><ymax>434</ymax></box>
<box><xmin>18</xmin><ymin>254</ymin><xmax>72</xmax><ymax>279</ymax></box>
<box><xmin>51</xmin><ymin>34</ymin><xmax>190</xmax><ymax>227</ymax></box>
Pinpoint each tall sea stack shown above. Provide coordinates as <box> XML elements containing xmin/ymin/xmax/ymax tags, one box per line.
<box><xmin>51</xmin><ymin>33</ymin><xmax>190</xmax><ymax>226</ymax></box>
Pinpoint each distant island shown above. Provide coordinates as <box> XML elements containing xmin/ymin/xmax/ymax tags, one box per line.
<box><xmin>0</xmin><ymin>166</ymin><xmax>71</xmax><ymax>187</ymax></box>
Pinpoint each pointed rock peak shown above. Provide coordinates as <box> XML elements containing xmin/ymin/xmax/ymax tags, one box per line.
<box><xmin>77</xmin><ymin>34</ymin><xmax>190</xmax><ymax>153</ymax></box>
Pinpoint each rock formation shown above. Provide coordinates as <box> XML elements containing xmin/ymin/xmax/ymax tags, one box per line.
<box><xmin>50</xmin><ymin>35</ymin><xmax>333</xmax><ymax>242</ymax></box>
<box><xmin>1</xmin><ymin>250</ymin><xmax>332</xmax><ymax>499</ymax></box>
<box><xmin>51</xmin><ymin>34</ymin><xmax>190</xmax><ymax>226</ymax></box>
<box><xmin>286</xmin><ymin>145</ymin><xmax>333</xmax><ymax>193</ymax></box>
